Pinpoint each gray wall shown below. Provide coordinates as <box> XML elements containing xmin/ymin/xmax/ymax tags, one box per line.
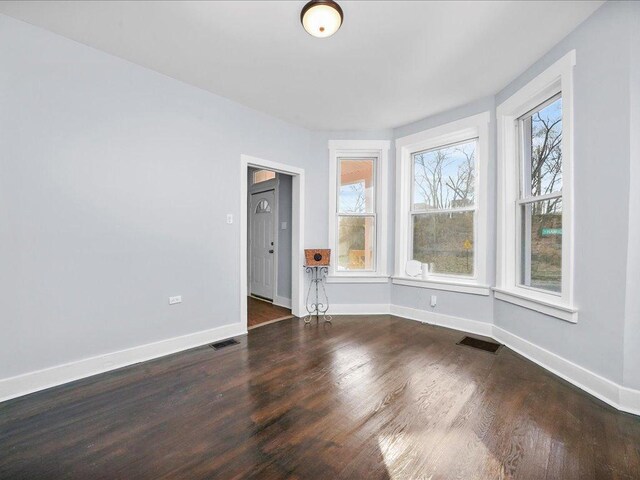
<box><xmin>0</xmin><ymin>14</ymin><xmax>398</xmax><ymax>383</ymax></box>
<box><xmin>492</xmin><ymin>0</ymin><xmax>635</xmax><ymax>385</ymax></box>
<box><xmin>3</xmin><ymin>1</ymin><xmax>639</xmax><ymax>396</ymax></box>
<box><xmin>276</xmin><ymin>173</ymin><xmax>292</xmax><ymax>300</ymax></box>
<box><xmin>0</xmin><ymin>14</ymin><xmax>313</xmax><ymax>379</ymax></box>
<box><xmin>623</xmin><ymin>1</ymin><xmax>640</xmax><ymax>390</ymax></box>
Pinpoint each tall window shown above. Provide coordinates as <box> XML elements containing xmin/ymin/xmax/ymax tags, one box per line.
<box><xmin>495</xmin><ymin>50</ymin><xmax>576</xmax><ymax>322</ymax></box>
<box><xmin>337</xmin><ymin>158</ymin><xmax>376</xmax><ymax>271</ymax></box>
<box><xmin>394</xmin><ymin>112</ymin><xmax>489</xmax><ymax>295</ymax></box>
<box><xmin>518</xmin><ymin>94</ymin><xmax>563</xmax><ymax>293</ymax></box>
<box><xmin>412</xmin><ymin>139</ymin><xmax>477</xmax><ymax>277</ymax></box>
<box><xmin>328</xmin><ymin>140</ymin><xmax>389</xmax><ymax>280</ymax></box>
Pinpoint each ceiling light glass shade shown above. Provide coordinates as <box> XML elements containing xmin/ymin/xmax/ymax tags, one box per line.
<box><xmin>301</xmin><ymin>0</ymin><xmax>343</xmax><ymax>38</ymax></box>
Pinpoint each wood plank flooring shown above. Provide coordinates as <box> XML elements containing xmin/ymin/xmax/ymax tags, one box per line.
<box><xmin>1</xmin><ymin>315</ymin><xmax>639</xmax><ymax>479</ymax></box>
<box><xmin>247</xmin><ymin>296</ymin><xmax>292</xmax><ymax>329</ymax></box>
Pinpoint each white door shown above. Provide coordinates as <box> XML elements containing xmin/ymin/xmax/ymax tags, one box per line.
<box><xmin>250</xmin><ymin>190</ymin><xmax>276</xmax><ymax>300</ymax></box>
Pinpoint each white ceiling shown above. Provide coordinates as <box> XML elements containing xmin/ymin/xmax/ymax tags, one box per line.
<box><xmin>0</xmin><ymin>1</ymin><xmax>603</xmax><ymax>131</ymax></box>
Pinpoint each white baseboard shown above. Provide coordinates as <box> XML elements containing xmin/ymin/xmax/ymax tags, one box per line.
<box><xmin>619</xmin><ymin>387</ymin><xmax>640</xmax><ymax>416</ymax></box>
<box><xmin>0</xmin><ymin>322</ymin><xmax>247</xmax><ymax>403</ymax></box>
<box><xmin>327</xmin><ymin>303</ymin><xmax>492</xmax><ymax>337</ymax></box>
<box><xmin>328</xmin><ymin>303</ymin><xmax>640</xmax><ymax>416</ymax></box>
<box><xmin>329</xmin><ymin>304</ymin><xmax>391</xmax><ymax>315</ymax></box>
<box><xmin>390</xmin><ymin>304</ymin><xmax>494</xmax><ymax>337</ymax></box>
<box><xmin>492</xmin><ymin>325</ymin><xmax>640</xmax><ymax>416</ymax></box>
<box><xmin>3</xmin><ymin>303</ymin><xmax>639</xmax><ymax>417</ymax></box>
<box><xmin>273</xmin><ymin>295</ymin><xmax>292</xmax><ymax>309</ymax></box>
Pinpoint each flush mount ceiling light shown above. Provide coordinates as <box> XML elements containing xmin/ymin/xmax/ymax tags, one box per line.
<box><xmin>301</xmin><ymin>0</ymin><xmax>344</xmax><ymax>38</ymax></box>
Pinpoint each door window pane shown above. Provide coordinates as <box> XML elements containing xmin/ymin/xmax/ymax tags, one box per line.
<box><xmin>253</xmin><ymin>170</ymin><xmax>276</xmax><ymax>184</ymax></box>
<box><xmin>412</xmin><ymin>211</ymin><xmax>474</xmax><ymax>276</ymax></box>
<box><xmin>520</xmin><ymin>198</ymin><xmax>562</xmax><ymax>292</ymax></box>
<box><xmin>412</xmin><ymin>140</ymin><xmax>476</xmax><ymax>211</ymax></box>
<box><xmin>339</xmin><ymin>159</ymin><xmax>375</xmax><ymax>213</ymax></box>
<box><xmin>255</xmin><ymin>199</ymin><xmax>271</xmax><ymax>213</ymax></box>
<box><xmin>337</xmin><ymin>216</ymin><xmax>375</xmax><ymax>271</ymax></box>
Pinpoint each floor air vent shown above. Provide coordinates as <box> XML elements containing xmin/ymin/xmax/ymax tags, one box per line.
<box><xmin>457</xmin><ymin>336</ymin><xmax>502</xmax><ymax>354</ymax></box>
<box><xmin>210</xmin><ymin>338</ymin><xmax>239</xmax><ymax>350</ymax></box>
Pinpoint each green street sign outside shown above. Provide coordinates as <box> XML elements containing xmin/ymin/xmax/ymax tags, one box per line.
<box><xmin>541</xmin><ymin>228</ymin><xmax>562</xmax><ymax>236</ymax></box>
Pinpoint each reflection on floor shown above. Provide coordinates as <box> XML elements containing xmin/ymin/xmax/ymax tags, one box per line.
<box><xmin>247</xmin><ymin>296</ymin><xmax>293</xmax><ymax>329</ymax></box>
<box><xmin>2</xmin><ymin>315</ymin><xmax>639</xmax><ymax>479</ymax></box>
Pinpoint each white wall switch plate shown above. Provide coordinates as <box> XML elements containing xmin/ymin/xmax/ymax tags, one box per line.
<box><xmin>430</xmin><ymin>295</ymin><xmax>437</xmax><ymax>307</ymax></box>
<box><xmin>169</xmin><ymin>295</ymin><xmax>182</xmax><ymax>305</ymax></box>
<box><xmin>281</xmin><ymin>222</ymin><xmax>287</xmax><ymax>230</ymax></box>
<box><xmin>226</xmin><ymin>214</ymin><xmax>233</xmax><ymax>224</ymax></box>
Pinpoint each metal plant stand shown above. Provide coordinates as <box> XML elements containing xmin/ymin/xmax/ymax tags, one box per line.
<box><xmin>304</xmin><ymin>266</ymin><xmax>331</xmax><ymax>324</ymax></box>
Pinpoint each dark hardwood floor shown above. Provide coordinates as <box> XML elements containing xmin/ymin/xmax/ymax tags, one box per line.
<box><xmin>1</xmin><ymin>315</ymin><xmax>639</xmax><ymax>479</ymax></box>
<box><xmin>247</xmin><ymin>296</ymin><xmax>293</xmax><ymax>329</ymax></box>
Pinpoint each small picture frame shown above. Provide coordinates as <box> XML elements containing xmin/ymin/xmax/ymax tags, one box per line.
<box><xmin>305</xmin><ymin>249</ymin><xmax>331</xmax><ymax>266</ymax></box>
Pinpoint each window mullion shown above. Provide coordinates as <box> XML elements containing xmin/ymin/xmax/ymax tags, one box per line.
<box><xmin>410</xmin><ymin>206</ymin><xmax>477</xmax><ymax>215</ymax></box>
<box><xmin>517</xmin><ymin>191</ymin><xmax>562</xmax><ymax>205</ymax></box>
<box><xmin>338</xmin><ymin>212</ymin><xmax>376</xmax><ymax>217</ymax></box>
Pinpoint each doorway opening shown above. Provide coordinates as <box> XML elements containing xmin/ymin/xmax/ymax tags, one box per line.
<box><xmin>240</xmin><ymin>155</ymin><xmax>305</xmax><ymax>332</ymax></box>
<box><xmin>247</xmin><ymin>168</ymin><xmax>293</xmax><ymax>328</ymax></box>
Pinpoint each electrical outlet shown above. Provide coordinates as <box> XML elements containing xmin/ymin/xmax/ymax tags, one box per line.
<box><xmin>226</xmin><ymin>214</ymin><xmax>233</xmax><ymax>224</ymax></box>
<box><xmin>281</xmin><ymin>222</ymin><xmax>287</xmax><ymax>230</ymax></box>
<box><xmin>430</xmin><ymin>295</ymin><xmax>437</xmax><ymax>308</ymax></box>
<box><xmin>169</xmin><ymin>295</ymin><xmax>182</xmax><ymax>305</ymax></box>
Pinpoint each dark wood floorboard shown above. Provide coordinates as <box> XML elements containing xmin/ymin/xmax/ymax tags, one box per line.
<box><xmin>1</xmin><ymin>315</ymin><xmax>639</xmax><ymax>479</ymax></box>
<box><xmin>247</xmin><ymin>296</ymin><xmax>293</xmax><ymax>329</ymax></box>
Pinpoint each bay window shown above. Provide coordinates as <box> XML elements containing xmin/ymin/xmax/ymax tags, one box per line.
<box><xmin>394</xmin><ymin>112</ymin><xmax>490</xmax><ymax>295</ymax></box>
<box><xmin>496</xmin><ymin>50</ymin><xmax>577</xmax><ymax>322</ymax></box>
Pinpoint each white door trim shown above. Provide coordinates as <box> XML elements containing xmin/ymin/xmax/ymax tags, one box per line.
<box><xmin>240</xmin><ymin>155</ymin><xmax>305</xmax><ymax>330</ymax></box>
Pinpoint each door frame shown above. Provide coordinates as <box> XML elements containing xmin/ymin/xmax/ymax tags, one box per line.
<box><xmin>240</xmin><ymin>154</ymin><xmax>305</xmax><ymax>330</ymax></box>
<box><xmin>248</xmin><ymin>186</ymin><xmax>278</xmax><ymax>301</ymax></box>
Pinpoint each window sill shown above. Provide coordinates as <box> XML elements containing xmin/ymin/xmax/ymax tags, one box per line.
<box><xmin>326</xmin><ymin>275</ymin><xmax>390</xmax><ymax>284</ymax></box>
<box><xmin>391</xmin><ymin>276</ymin><xmax>491</xmax><ymax>296</ymax></box>
<box><xmin>493</xmin><ymin>287</ymin><xmax>578</xmax><ymax>323</ymax></box>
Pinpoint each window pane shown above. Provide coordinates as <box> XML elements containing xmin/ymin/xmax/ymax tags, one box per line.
<box><xmin>523</xmin><ymin>96</ymin><xmax>563</xmax><ymax>197</ymax></box>
<box><xmin>412</xmin><ymin>211</ymin><xmax>474</xmax><ymax>276</ymax></box>
<box><xmin>412</xmin><ymin>139</ymin><xmax>476</xmax><ymax>210</ymax></box>
<box><xmin>253</xmin><ymin>170</ymin><xmax>276</xmax><ymax>184</ymax></box>
<box><xmin>255</xmin><ymin>199</ymin><xmax>271</xmax><ymax>213</ymax></box>
<box><xmin>520</xmin><ymin>198</ymin><xmax>562</xmax><ymax>292</ymax></box>
<box><xmin>339</xmin><ymin>159</ymin><xmax>375</xmax><ymax>213</ymax></box>
<box><xmin>337</xmin><ymin>216</ymin><xmax>375</xmax><ymax>271</ymax></box>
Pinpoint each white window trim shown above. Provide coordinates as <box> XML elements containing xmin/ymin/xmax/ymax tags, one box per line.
<box><xmin>394</xmin><ymin>112</ymin><xmax>490</xmax><ymax>294</ymax></box>
<box><xmin>326</xmin><ymin>275</ymin><xmax>389</xmax><ymax>284</ymax></box>
<box><xmin>391</xmin><ymin>277</ymin><xmax>491</xmax><ymax>296</ymax></box>
<box><xmin>328</xmin><ymin>140</ymin><xmax>390</xmax><ymax>281</ymax></box>
<box><xmin>496</xmin><ymin>50</ymin><xmax>577</xmax><ymax>323</ymax></box>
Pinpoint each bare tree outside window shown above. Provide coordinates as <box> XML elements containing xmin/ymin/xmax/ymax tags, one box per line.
<box><xmin>520</xmin><ymin>95</ymin><xmax>563</xmax><ymax>292</ymax></box>
<box><xmin>413</xmin><ymin>141</ymin><xmax>475</xmax><ymax>210</ymax></box>
<box><xmin>340</xmin><ymin>181</ymin><xmax>366</xmax><ymax>213</ymax></box>
<box><xmin>530</xmin><ymin>98</ymin><xmax>563</xmax><ymax>200</ymax></box>
<box><xmin>411</xmin><ymin>139</ymin><xmax>477</xmax><ymax>276</ymax></box>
